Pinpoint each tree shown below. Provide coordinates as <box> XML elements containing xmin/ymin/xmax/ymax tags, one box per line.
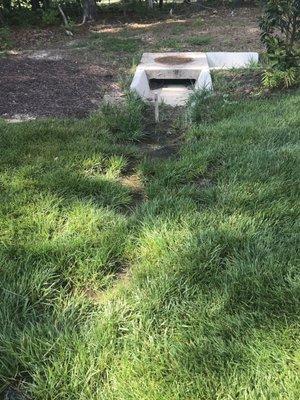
<box><xmin>147</xmin><ymin>0</ymin><xmax>154</xmax><ymax>9</ymax></box>
<box><xmin>82</xmin><ymin>0</ymin><xmax>98</xmax><ymax>23</ymax></box>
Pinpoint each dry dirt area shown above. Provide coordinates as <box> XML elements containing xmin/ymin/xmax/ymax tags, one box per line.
<box><xmin>0</xmin><ymin>6</ymin><xmax>263</xmax><ymax>120</ymax></box>
<box><xmin>0</xmin><ymin>54</ymin><xmax>115</xmax><ymax>119</ymax></box>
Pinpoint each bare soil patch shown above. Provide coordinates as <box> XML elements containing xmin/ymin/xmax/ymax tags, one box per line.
<box><xmin>0</xmin><ymin>54</ymin><xmax>114</xmax><ymax>119</ymax></box>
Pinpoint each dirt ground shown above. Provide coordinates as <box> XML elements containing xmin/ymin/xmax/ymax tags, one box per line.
<box><xmin>0</xmin><ymin>6</ymin><xmax>263</xmax><ymax>120</ymax></box>
<box><xmin>0</xmin><ymin>55</ymin><xmax>115</xmax><ymax>119</ymax></box>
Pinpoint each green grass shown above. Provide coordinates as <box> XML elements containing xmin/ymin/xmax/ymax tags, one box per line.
<box><xmin>170</xmin><ymin>24</ymin><xmax>186</xmax><ymax>35</ymax></box>
<box><xmin>0</xmin><ymin>89</ymin><xmax>299</xmax><ymax>399</ymax></box>
<box><xmin>155</xmin><ymin>35</ymin><xmax>212</xmax><ymax>51</ymax></box>
<box><xmin>187</xmin><ymin>35</ymin><xmax>212</xmax><ymax>46</ymax></box>
<box><xmin>157</xmin><ymin>37</ymin><xmax>182</xmax><ymax>51</ymax></box>
<box><xmin>78</xmin><ymin>33</ymin><xmax>143</xmax><ymax>53</ymax></box>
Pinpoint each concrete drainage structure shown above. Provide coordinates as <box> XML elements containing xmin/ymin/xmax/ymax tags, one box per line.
<box><xmin>130</xmin><ymin>52</ymin><xmax>259</xmax><ymax>106</ymax></box>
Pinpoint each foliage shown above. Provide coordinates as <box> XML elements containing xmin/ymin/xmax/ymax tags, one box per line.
<box><xmin>41</xmin><ymin>7</ymin><xmax>60</xmax><ymax>26</ymax></box>
<box><xmin>0</xmin><ymin>0</ymin><xmax>264</xmax><ymax>26</ymax></box>
<box><xmin>1</xmin><ymin>0</ymin><xmax>83</xmax><ymax>26</ymax></box>
<box><xmin>0</xmin><ymin>27</ymin><xmax>12</xmax><ymax>50</ymax></box>
<box><xmin>260</xmin><ymin>0</ymin><xmax>300</xmax><ymax>70</ymax></box>
<box><xmin>262</xmin><ymin>66</ymin><xmax>298</xmax><ymax>88</ymax></box>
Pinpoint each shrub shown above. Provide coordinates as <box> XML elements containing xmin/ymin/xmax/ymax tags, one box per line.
<box><xmin>260</xmin><ymin>0</ymin><xmax>299</xmax><ymax>88</ymax></box>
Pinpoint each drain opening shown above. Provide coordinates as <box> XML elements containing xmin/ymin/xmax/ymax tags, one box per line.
<box><xmin>149</xmin><ymin>79</ymin><xmax>196</xmax><ymax>90</ymax></box>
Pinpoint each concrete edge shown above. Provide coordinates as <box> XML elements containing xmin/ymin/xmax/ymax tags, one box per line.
<box><xmin>206</xmin><ymin>52</ymin><xmax>259</xmax><ymax>69</ymax></box>
<box><xmin>130</xmin><ymin>68</ymin><xmax>151</xmax><ymax>99</ymax></box>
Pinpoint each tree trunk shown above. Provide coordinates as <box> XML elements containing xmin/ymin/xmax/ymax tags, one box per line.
<box><xmin>82</xmin><ymin>0</ymin><xmax>97</xmax><ymax>23</ymax></box>
<box><xmin>159</xmin><ymin>0</ymin><xmax>163</xmax><ymax>9</ymax></box>
<box><xmin>148</xmin><ymin>0</ymin><xmax>154</xmax><ymax>9</ymax></box>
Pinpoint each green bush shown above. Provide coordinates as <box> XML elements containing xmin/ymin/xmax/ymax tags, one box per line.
<box><xmin>2</xmin><ymin>0</ymin><xmax>82</xmax><ymax>26</ymax></box>
<box><xmin>260</xmin><ymin>0</ymin><xmax>299</xmax><ymax>88</ymax></box>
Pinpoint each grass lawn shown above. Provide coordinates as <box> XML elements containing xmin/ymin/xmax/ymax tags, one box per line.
<box><xmin>0</xmin><ymin>88</ymin><xmax>299</xmax><ymax>399</ymax></box>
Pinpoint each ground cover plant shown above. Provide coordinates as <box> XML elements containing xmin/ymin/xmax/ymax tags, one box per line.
<box><xmin>0</xmin><ymin>84</ymin><xmax>299</xmax><ymax>398</ymax></box>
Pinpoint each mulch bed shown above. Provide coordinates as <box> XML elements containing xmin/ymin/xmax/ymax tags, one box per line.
<box><xmin>0</xmin><ymin>54</ymin><xmax>114</xmax><ymax>119</ymax></box>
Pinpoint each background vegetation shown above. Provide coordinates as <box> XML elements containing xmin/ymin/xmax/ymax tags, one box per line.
<box><xmin>0</xmin><ymin>0</ymin><xmax>260</xmax><ymax>27</ymax></box>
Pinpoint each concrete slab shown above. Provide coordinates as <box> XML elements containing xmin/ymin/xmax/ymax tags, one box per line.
<box><xmin>153</xmin><ymin>83</ymin><xmax>192</xmax><ymax>106</ymax></box>
<box><xmin>140</xmin><ymin>52</ymin><xmax>209</xmax><ymax>80</ymax></box>
<box><xmin>206</xmin><ymin>52</ymin><xmax>259</xmax><ymax>69</ymax></box>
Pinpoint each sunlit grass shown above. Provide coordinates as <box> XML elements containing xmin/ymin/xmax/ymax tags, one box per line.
<box><xmin>0</xmin><ymin>89</ymin><xmax>299</xmax><ymax>399</ymax></box>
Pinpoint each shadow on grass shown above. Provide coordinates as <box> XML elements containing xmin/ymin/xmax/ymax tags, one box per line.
<box><xmin>0</xmin><ymin>90</ymin><xmax>299</xmax><ymax>398</ymax></box>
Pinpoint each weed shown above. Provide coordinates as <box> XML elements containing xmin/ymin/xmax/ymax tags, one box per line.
<box><xmin>187</xmin><ymin>35</ymin><xmax>212</xmax><ymax>46</ymax></box>
<box><xmin>262</xmin><ymin>67</ymin><xmax>299</xmax><ymax>89</ymax></box>
<box><xmin>171</xmin><ymin>24</ymin><xmax>186</xmax><ymax>35</ymax></box>
<box><xmin>192</xmin><ymin>16</ymin><xmax>204</xmax><ymax>27</ymax></box>
<box><xmin>86</xmin><ymin>33</ymin><xmax>143</xmax><ymax>53</ymax></box>
<box><xmin>187</xmin><ymin>89</ymin><xmax>238</xmax><ymax>124</ymax></box>
<box><xmin>97</xmin><ymin>93</ymin><xmax>146</xmax><ymax>141</ymax></box>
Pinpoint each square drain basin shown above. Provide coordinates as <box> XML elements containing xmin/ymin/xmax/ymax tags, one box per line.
<box><xmin>130</xmin><ymin>52</ymin><xmax>258</xmax><ymax>106</ymax></box>
<box><xmin>130</xmin><ymin>52</ymin><xmax>212</xmax><ymax>106</ymax></box>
